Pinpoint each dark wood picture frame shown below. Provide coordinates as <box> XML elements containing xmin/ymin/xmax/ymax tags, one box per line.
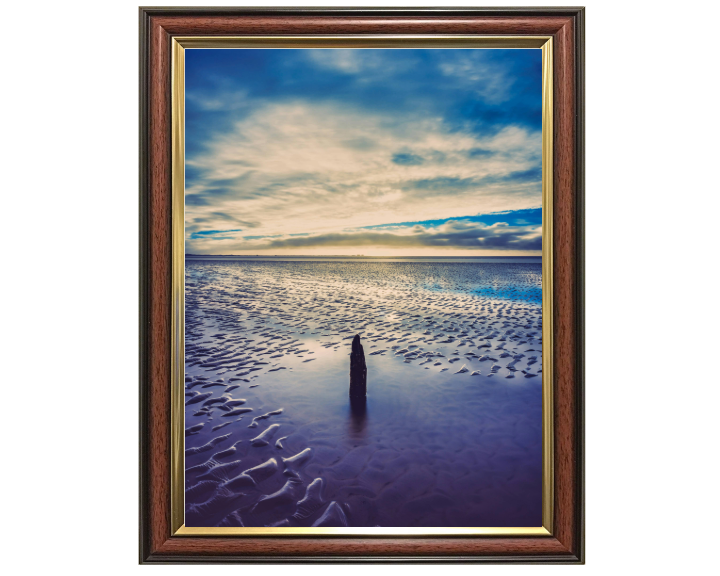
<box><xmin>139</xmin><ymin>6</ymin><xmax>584</xmax><ymax>563</ymax></box>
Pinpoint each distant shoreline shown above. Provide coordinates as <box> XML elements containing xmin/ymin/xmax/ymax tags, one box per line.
<box><xmin>186</xmin><ymin>254</ymin><xmax>541</xmax><ymax>260</ymax></box>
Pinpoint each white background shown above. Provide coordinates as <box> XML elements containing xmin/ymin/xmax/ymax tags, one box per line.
<box><xmin>2</xmin><ymin>0</ymin><xmax>718</xmax><ymax>573</ymax></box>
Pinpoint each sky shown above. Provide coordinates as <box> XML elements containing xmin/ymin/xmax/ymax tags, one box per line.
<box><xmin>185</xmin><ymin>48</ymin><xmax>543</xmax><ymax>256</ymax></box>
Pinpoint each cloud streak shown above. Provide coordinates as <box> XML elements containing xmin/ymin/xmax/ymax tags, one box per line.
<box><xmin>187</xmin><ymin>219</ymin><xmax>541</xmax><ymax>255</ymax></box>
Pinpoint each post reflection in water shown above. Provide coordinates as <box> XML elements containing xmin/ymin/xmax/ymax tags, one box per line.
<box><xmin>348</xmin><ymin>394</ymin><xmax>368</xmax><ymax>438</ymax></box>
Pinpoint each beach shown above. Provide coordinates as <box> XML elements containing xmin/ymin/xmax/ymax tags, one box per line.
<box><xmin>184</xmin><ymin>257</ymin><xmax>543</xmax><ymax>528</ymax></box>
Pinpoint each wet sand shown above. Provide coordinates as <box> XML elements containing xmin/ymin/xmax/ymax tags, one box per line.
<box><xmin>184</xmin><ymin>259</ymin><xmax>543</xmax><ymax>528</ymax></box>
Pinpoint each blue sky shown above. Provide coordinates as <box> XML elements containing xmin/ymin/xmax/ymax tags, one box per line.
<box><xmin>185</xmin><ymin>48</ymin><xmax>543</xmax><ymax>255</ymax></box>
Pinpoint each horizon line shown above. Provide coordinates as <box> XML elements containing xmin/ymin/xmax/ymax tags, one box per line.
<box><xmin>185</xmin><ymin>254</ymin><xmax>542</xmax><ymax>258</ymax></box>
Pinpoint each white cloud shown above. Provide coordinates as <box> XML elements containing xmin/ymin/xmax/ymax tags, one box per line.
<box><xmin>185</xmin><ymin>101</ymin><xmax>541</xmax><ymax>253</ymax></box>
<box><xmin>439</xmin><ymin>51</ymin><xmax>513</xmax><ymax>104</ymax></box>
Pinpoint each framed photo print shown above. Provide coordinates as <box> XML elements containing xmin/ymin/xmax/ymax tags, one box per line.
<box><xmin>140</xmin><ymin>6</ymin><xmax>584</xmax><ymax>563</ymax></box>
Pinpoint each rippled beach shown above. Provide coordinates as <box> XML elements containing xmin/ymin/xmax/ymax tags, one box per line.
<box><xmin>184</xmin><ymin>258</ymin><xmax>543</xmax><ymax>528</ymax></box>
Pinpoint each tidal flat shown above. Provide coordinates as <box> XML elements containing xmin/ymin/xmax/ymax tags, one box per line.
<box><xmin>184</xmin><ymin>258</ymin><xmax>543</xmax><ymax>528</ymax></box>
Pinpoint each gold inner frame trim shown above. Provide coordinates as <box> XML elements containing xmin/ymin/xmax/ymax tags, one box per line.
<box><xmin>175</xmin><ymin>526</ymin><xmax>552</xmax><ymax>537</ymax></box>
<box><xmin>171</xmin><ymin>35</ymin><xmax>554</xmax><ymax>537</ymax></box>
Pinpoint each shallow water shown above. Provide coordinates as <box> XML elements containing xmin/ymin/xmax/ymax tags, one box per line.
<box><xmin>184</xmin><ymin>260</ymin><xmax>543</xmax><ymax>528</ymax></box>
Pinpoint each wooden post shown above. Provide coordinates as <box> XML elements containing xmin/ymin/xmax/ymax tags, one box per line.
<box><xmin>349</xmin><ymin>334</ymin><xmax>367</xmax><ymax>398</ymax></box>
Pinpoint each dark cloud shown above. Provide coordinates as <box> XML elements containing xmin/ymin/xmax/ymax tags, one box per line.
<box><xmin>242</xmin><ymin>221</ymin><xmax>541</xmax><ymax>251</ymax></box>
<box><xmin>187</xmin><ymin>214</ymin><xmax>260</xmax><ymax>235</ymax></box>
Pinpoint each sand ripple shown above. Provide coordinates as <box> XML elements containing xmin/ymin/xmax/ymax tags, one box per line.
<box><xmin>184</xmin><ymin>259</ymin><xmax>543</xmax><ymax>527</ymax></box>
